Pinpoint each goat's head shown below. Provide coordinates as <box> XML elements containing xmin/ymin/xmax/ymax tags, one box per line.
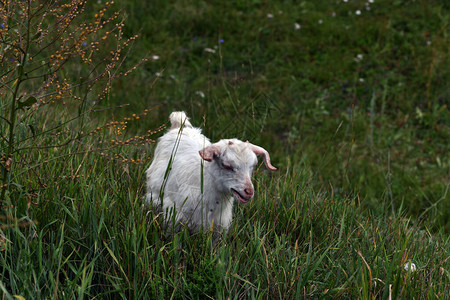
<box><xmin>199</xmin><ymin>139</ymin><xmax>277</xmax><ymax>203</ymax></box>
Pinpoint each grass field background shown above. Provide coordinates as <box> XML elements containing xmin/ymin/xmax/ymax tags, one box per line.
<box><xmin>1</xmin><ymin>0</ymin><xmax>448</xmax><ymax>298</ymax></box>
<box><xmin>116</xmin><ymin>0</ymin><xmax>449</xmax><ymax>230</ymax></box>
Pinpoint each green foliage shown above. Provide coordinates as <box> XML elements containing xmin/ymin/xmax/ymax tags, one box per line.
<box><xmin>3</xmin><ymin>160</ymin><xmax>448</xmax><ymax>298</ymax></box>
<box><xmin>115</xmin><ymin>0</ymin><xmax>449</xmax><ymax>231</ymax></box>
<box><xmin>1</xmin><ymin>0</ymin><xmax>449</xmax><ymax>298</ymax></box>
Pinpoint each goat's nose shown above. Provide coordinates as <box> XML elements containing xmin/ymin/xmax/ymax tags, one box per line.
<box><xmin>244</xmin><ymin>188</ymin><xmax>254</xmax><ymax>198</ymax></box>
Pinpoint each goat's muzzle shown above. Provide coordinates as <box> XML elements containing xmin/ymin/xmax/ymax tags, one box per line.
<box><xmin>231</xmin><ymin>188</ymin><xmax>253</xmax><ymax>203</ymax></box>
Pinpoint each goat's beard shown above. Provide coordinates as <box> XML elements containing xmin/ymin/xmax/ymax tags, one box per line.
<box><xmin>231</xmin><ymin>188</ymin><xmax>250</xmax><ymax>203</ymax></box>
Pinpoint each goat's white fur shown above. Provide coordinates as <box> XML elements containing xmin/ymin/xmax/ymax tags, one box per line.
<box><xmin>145</xmin><ymin>111</ymin><xmax>276</xmax><ymax>232</ymax></box>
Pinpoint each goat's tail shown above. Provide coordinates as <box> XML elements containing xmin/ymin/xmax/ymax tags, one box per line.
<box><xmin>169</xmin><ymin>111</ymin><xmax>192</xmax><ymax>129</ymax></box>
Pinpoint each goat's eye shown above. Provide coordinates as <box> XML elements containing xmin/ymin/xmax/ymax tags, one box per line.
<box><xmin>222</xmin><ymin>163</ymin><xmax>234</xmax><ymax>172</ymax></box>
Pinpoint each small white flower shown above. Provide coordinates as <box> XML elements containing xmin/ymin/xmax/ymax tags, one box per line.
<box><xmin>155</xmin><ymin>72</ymin><xmax>162</xmax><ymax>77</ymax></box>
<box><xmin>343</xmin><ymin>0</ymin><xmax>348</xmax><ymax>2</ymax></box>
<box><xmin>426</xmin><ymin>40</ymin><xmax>431</xmax><ymax>46</ymax></box>
<box><xmin>359</xmin><ymin>78</ymin><xmax>365</xmax><ymax>82</ymax></box>
<box><xmin>354</xmin><ymin>54</ymin><xmax>364</xmax><ymax>62</ymax></box>
<box><xmin>151</xmin><ymin>55</ymin><xmax>160</xmax><ymax>61</ymax></box>
<box><xmin>318</xmin><ymin>19</ymin><xmax>323</xmax><ymax>24</ymax></box>
<box><xmin>356</xmin><ymin>10</ymin><xmax>361</xmax><ymax>15</ymax></box>
<box><xmin>404</xmin><ymin>262</ymin><xmax>417</xmax><ymax>272</ymax></box>
<box><xmin>267</xmin><ymin>13</ymin><xmax>274</xmax><ymax>19</ymax></box>
<box><xmin>332</xmin><ymin>11</ymin><xmax>337</xmax><ymax>17</ymax></box>
<box><xmin>294</xmin><ymin>23</ymin><xmax>301</xmax><ymax>30</ymax></box>
<box><xmin>204</xmin><ymin>48</ymin><xmax>216</xmax><ymax>53</ymax></box>
<box><xmin>195</xmin><ymin>91</ymin><xmax>205</xmax><ymax>98</ymax></box>
<box><xmin>369</xmin><ymin>0</ymin><xmax>374</xmax><ymax>3</ymax></box>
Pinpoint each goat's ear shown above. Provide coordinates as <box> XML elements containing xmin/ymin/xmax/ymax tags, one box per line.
<box><xmin>199</xmin><ymin>145</ymin><xmax>221</xmax><ymax>161</ymax></box>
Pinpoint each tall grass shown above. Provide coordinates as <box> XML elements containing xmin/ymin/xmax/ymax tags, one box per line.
<box><xmin>1</xmin><ymin>144</ymin><xmax>448</xmax><ymax>297</ymax></box>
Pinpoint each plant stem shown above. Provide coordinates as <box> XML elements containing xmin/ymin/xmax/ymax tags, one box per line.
<box><xmin>0</xmin><ymin>1</ymin><xmax>32</xmax><ymax>203</ymax></box>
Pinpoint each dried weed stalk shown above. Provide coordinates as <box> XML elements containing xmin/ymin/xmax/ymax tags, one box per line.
<box><xmin>0</xmin><ymin>0</ymin><xmax>152</xmax><ymax>204</ymax></box>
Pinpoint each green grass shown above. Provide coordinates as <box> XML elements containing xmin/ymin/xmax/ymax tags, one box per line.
<box><xmin>1</xmin><ymin>0</ymin><xmax>449</xmax><ymax>298</ymax></box>
<box><xmin>1</xmin><ymin>147</ymin><xmax>448</xmax><ymax>298</ymax></box>
<box><xmin>115</xmin><ymin>0</ymin><xmax>449</xmax><ymax>230</ymax></box>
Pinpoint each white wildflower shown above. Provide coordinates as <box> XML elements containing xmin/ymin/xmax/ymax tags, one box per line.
<box><xmin>356</xmin><ymin>10</ymin><xmax>361</xmax><ymax>15</ymax></box>
<box><xmin>151</xmin><ymin>55</ymin><xmax>160</xmax><ymax>61</ymax></box>
<box><xmin>195</xmin><ymin>91</ymin><xmax>205</xmax><ymax>98</ymax></box>
<box><xmin>354</xmin><ymin>54</ymin><xmax>364</xmax><ymax>62</ymax></box>
<box><xmin>404</xmin><ymin>262</ymin><xmax>417</xmax><ymax>272</ymax></box>
<box><xmin>294</xmin><ymin>23</ymin><xmax>301</xmax><ymax>30</ymax></box>
<box><xmin>204</xmin><ymin>48</ymin><xmax>216</xmax><ymax>53</ymax></box>
<box><xmin>267</xmin><ymin>13</ymin><xmax>274</xmax><ymax>19</ymax></box>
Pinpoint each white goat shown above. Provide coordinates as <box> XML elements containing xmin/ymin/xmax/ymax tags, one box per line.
<box><xmin>145</xmin><ymin>111</ymin><xmax>276</xmax><ymax>232</ymax></box>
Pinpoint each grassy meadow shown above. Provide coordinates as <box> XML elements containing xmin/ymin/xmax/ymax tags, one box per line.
<box><xmin>1</xmin><ymin>0</ymin><xmax>449</xmax><ymax>298</ymax></box>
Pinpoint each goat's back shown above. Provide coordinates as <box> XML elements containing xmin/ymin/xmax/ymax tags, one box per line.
<box><xmin>145</xmin><ymin>119</ymin><xmax>211</xmax><ymax>207</ymax></box>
